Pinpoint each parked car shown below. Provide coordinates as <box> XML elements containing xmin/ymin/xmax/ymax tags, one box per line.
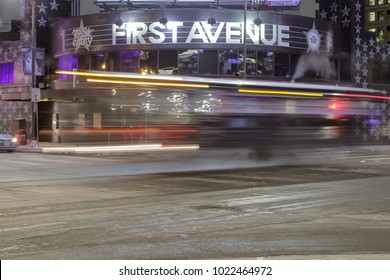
<box><xmin>158</xmin><ymin>67</ymin><xmax>178</xmax><ymax>74</ymax></box>
<box><xmin>0</xmin><ymin>130</ymin><xmax>17</xmax><ymax>152</ymax></box>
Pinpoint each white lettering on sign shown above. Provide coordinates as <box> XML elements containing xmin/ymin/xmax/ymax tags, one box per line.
<box><xmin>186</xmin><ymin>22</ymin><xmax>209</xmax><ymax>43</ymax></box>
<box><xmin>112</xmin><ymin>21</ymin><xmax>290</xmax><ymax>47</ymax></box>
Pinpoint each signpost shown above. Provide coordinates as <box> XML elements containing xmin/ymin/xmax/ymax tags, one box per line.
<box><xmin>31</xmin><ymin>88</ymin><xmax>41</xmax><ymax>144</ymax></box>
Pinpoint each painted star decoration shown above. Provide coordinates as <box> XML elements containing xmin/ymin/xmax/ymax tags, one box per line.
<box><xmin>50</xmin><ymin>0</ymin><xmax>59</xmax><ymax>11</ymax></box>
<box><xmin>37</xmin><ymin>16</ymin><xmax>47</xmax><ymax>27</ymax></box>
<box><xmin>319</xmin><ymin>9</ymin><xmax>327</xmax><ymax>20</ymax></box>
<box><xmin>38</xmin><ymin>2</ymin><xmax>47</xmax><ymax>14</ymax></box>
<box><xmin>341</xmin><ymin>5</ymin><xmax>350</xmax><ymax>17</ymax></box>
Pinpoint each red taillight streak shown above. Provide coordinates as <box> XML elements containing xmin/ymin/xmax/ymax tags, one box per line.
<box><xmin>334</xmin><ymin>93</ymin><xmax>390</xmax><ymax>100</ymax></box>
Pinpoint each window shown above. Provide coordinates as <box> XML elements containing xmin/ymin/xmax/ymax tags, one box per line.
<box><xmin>369</xmin><ymin>0</ymin><xmax>376</xmax><ymax>6</ymax></box>
<box><xmin>239</xmin><ymin>51</ymin><xmax>257</xmax><ymax>76</ymax></box>
<box><xmin>107</xmin><ymin>52</ymin><xmax>121</xmax><ymax>72</ymax></box>
<box><xmin>158</xmin><ymin>50</ymin><xmax>178</xmax><ymax>74</ymax></box>
<box><xmin>91</xmin><ymin>53</ymin><xmax>106</xmax><ymax>71</ymax></box>
<box><xmin>178</xmin><ymin>49</ymin><xmax>198</xmax><ymax>75</ymax></box>
<box><xmin>199</xmin><ymin>50</ymin><xmax>218</xmax><ymax>75</ymax></box>
<box><xmin>378</xmin><ymin>11</ymin><xmax>385</xmax><ymax>20</ymax></box>
<box><xmin>378</xmin><ymin>26</ymin><xmax>385</xmax><ymax>37</ymax></box>
<box><xmin>121</xmin><ymin>51</ymin><xmax>139</xmax><ymax>73</ymax></box>
<box><xmin>58</xmin><ymin>55</ymin><xmax>78</xmax><ymax>78</ymax></box>
<box><xmin>369</xmin><ymin>12</ymin><xmax>376</xmax><ymax>21</ymax></box>
<box><xmin>275</xmin><ymin>53</ymin><xmax>290</xmax><ymax>78</ymax></box>
<box><xmin>219</xmin><ymin>50</ymin><xmax>239</xmax><ymax>75</ymax></box>
<box><xmin>378</xmin><ymin>0</ymin><xmax>385</xmax><ymax>4</ymax></box>
<box><xmin>139</xmin><ymin>50</ymin><xmax>157</xmax><ymax>74</ymax></box>
<box><xmin>0</xmin><ymin>63</ymin><xmax>14</xmax><ymax>84</ymax></box>
<box><xmin>257</xmin><ymin>52</ymin><xmax>274</xmax><ymax>76</ymax></box>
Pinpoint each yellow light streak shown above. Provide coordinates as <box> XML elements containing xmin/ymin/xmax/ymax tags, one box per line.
<box><xmin>238</xmin><ymin>88</ymin><xmax>324</xmax><ymax>97</ymax></box>
<box><xmin>87</xmin><ymin>78</ymin><xmax>209</xmax><ymax>89</ymax></box>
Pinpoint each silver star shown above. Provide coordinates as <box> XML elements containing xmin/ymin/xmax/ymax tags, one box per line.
<box><xmin>38</xmin><ymin>2</ymin><xmax>47</xmax><ymax>13</ymax></box>
<box><xmin>355</xmin><ymin>60</ymin><xmax>362</xmax><ymax>70</ymax></box>
<box><xmin>362</xmin><ymin>80</ymin><xmax>368</xmax><ymax>88</ymax></box>
<box><xmin>37</xmin><ymin>16</ymin><xmax>47</xmax><ymax>27</ymax></box>
<box><xmin>22</xmin><ymin>31</ymin><xmax>30</xmax><ymax>43</ymax></box>
<box><xmin>355</xmin><ymin>25</ymin><xmax>362</xmax><ymax>34</ymax></box>
<box><xmin>376</xmin><ymin>44</ymin><xmax>381</xmax><ymax>54</ymax></box>
<box><xmin>342</xmin><ymin>18</ymin><xmax>350</xmax><ymax>28</ymax></box>
<box><xmin>362</xmin><ymin>67</ymin><xmax>368</xmax><ymax>77</ymax></box>
<box><xmin>354</xmin><ymin>126</ymin><xmax>361</xmax><ymax>136</ymax></box>
<box><xmin>369</xmin><ymin>37</ymin><xmax>375</xmax><ymax>47</ymax></box>
<box><xmin>355</xmin><ymin>73</ymin><xmax>362</xmax><ymax>84</ymax></box>
<box><xmin>319</xmin><ymin>9</ymin><xmax>327</xmax><ymax>19</ymax></box>
<box><xmin>23</xmin><ymin>18</ymin><xmax>31</xmax><ymax>29</ymax></box>
<box><xmin>355</xmin><ymin>13</ymin><xmax>361</xmax><ymax>22</ymax></box>
<box><xmin>362</xmin><ymin>41</ymin><xmax>368</xmax><ymax>52</ymax></box>
<box><xmin>50</xmin><ymin>0</ymin><xmax>59</xmax><ymax>11</ymax></box>
<box><xmin>369</xmin><ymin>50</ymin><xmax>375</xmax><ymax>59</ymax></box>
<box><xmin>355</xmin><ymin>2</ymin><xmax>362</xmax><ymax>12</ymax></box>
<box><xmin>331</xmin><ymin>1</ymin><xmax>338</xmax><ymax>13</ymax></box>
<box><xmin>382</xmin><ymin>52</ymin><xmax>387</xmax><ymax>62</ymax></box>
<box><xmin>355</xmin><ymin>36</ymin><xmax>362</xmax><ymax>46</ymax></box>
<box><xmin>330</xmin><ymin>13</ymin><xmax>338</xmax><ymax>23</ymax></box>
<box><xmin>356</xmin><ymin>48</ymin><xmax>361</xmax><ymax>57</ymax></box>
<box><xmin>362</xmin><ymin>132</ymin><xmax>368</xmax><ymax>141</ymax></box>
<box><xmin>341</xmin><ymin>5</ymin><xmax>350</xmax><ymax>17</ymax></box>
<box><xmin>362</xmin><ymin>53</ymin><xmax>369</xmax><ymax>64</ymax></box>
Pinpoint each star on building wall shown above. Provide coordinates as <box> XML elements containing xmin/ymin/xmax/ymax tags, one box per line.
<box><xmin>38</xmin><ymin>2</ymin><xmax>47</xmax><ymax>13</ymax></box>
<box><xmin>50</xmin><ymin>0</ymin><xmax>59</xmax><ymax>10</ymax></box>
<box><xmin>37</xmin><ymin>16</ymin><xmax>47</xmax><ymax>27</ymax></box>
<box><xmin>341</xmin><ymin>5</ymin><xmax>350</xmax><ymax>17</ymax></box>
<box><xmin>319</xmin><ymin>9</ymin><xmax>327</xmax><ymax>20</ymax></box>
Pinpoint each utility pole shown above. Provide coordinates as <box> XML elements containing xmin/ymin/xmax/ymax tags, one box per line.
<box><xmin>30</xmin><ymin>0</ymin><xmax>40</xmax><ymax>144</ymax></box>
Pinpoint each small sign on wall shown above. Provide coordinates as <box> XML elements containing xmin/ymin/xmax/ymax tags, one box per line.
<box><xmin>93</xmin><ymin>113</ymin><xmax>102</xmax><ymax>129</ymax></box>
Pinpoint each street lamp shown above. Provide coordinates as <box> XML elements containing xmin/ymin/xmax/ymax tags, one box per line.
<box><xmin>29</xmin><ymin>0</ymin><xmax>40</xmax><ymax>144</ymax></box>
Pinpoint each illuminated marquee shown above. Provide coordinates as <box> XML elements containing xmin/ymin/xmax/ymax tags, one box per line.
<box><xmin>95</xmin><ymin>0</ymin><xmax>301</xmax><ymax>9</ymax></box>
<box><xmin>112</xmin><ymin>21</ymin><xmax>290</xmax><ymax>47</ymax></box>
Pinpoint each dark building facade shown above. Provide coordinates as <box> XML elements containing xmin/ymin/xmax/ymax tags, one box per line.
<box><xmin>365</xmin><ymin>0</ymin><xmax>390</xmax><ymax>43</ymax></box>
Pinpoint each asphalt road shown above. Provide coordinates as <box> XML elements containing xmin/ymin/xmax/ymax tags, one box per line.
<box><xmin>1</xmin><ymin>146</ymin><xmax>390</xmax><ymax>259</ymax></box>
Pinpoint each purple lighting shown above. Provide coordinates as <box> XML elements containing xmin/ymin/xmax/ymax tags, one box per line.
<box><xmin>58</xmin><ymin>55</ymin><xmax>78</xmax><ymax>79</ymax></box>
<box><xmin>0</xmin><ymin>63</ymin><xmax>14</xmax><ymax>84</ymax></box>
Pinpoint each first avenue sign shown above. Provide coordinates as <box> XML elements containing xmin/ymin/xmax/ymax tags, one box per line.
<box><xmin>65</xmin><ymin>18</ymin><xmax>331</xmax><ymax>54</ymax></box>
<box><xmin>111</xmin><ymin>21</ymin><xmax>290</xmax><ymax>47</ymax></box>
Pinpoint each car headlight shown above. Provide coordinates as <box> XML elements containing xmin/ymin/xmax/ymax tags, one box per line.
<box><xmin>12</xmin><ymin>137</ymin><xmax>17</xmax><ymax>143</ymax></box>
